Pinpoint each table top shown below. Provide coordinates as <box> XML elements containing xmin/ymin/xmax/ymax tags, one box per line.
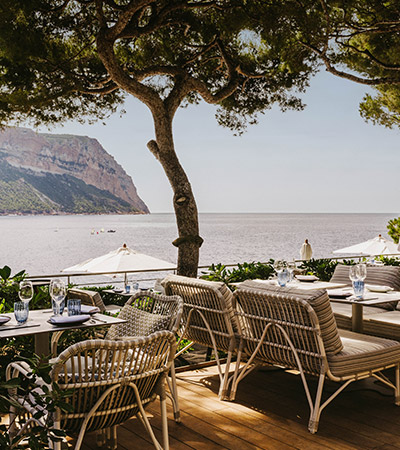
<box><xmin>103</xmin><ymin>289</ymin><xmax>134</xmax><ymax>297</ymax></box>
<box><xmin>327</xmin><ymin>287</ymin><xmax>400</xmax><ymax>306</ymax></box>
<box><xmin>248</xmin><ymin>279</ymin><xmax>348</xmax><ymax>290</ymax></box>
<box><xmin>0</xmin><ymin>308</ymin><xmax>126</xmax><ymax>339</ymax></box>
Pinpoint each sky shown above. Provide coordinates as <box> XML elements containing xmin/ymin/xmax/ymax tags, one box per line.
<box><xmin>34</xmin><ymin>70</ymin><xmax>400</xmax><ymax>214</ymax></box>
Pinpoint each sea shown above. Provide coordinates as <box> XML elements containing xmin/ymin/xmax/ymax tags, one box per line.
<box><xmin>0</xmin><ymin>213</ymin><xmax>397</xmax><ymax>285</ymax></box>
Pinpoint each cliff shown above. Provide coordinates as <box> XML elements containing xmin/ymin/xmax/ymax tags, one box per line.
<box><xmin>0</xmin><ymin>127</ymin><xmax>149</xmax><ymax>215</ymax></box>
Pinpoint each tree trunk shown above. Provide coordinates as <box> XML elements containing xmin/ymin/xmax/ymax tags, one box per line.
<box><xmin>148</xmin><ymin>110</ymin><xmax>203</xmax><ymax>277</ymax></box>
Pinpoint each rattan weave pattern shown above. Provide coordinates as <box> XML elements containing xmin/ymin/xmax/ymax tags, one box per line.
<box><xmin>7</xmin><ymin>331</ymin><xmax>176</xmax><ymax>450</ymax></box>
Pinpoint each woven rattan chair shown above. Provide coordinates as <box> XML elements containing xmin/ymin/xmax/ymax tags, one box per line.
<box><xmin>105</xmin><ymin>290</ymin><xmax>183</xmax><ymax>422</ymax></box>
<box><xmin>7</xmin><ymin>331</ymin><xmax>176</xmax><ymax>450</ymax></box>
<box><xmin>162</xmin><ymin>274</ymin><xmax>240</xmax><ymax>400</ymax></box>
<box><xmin>230</xmin><ymin>285</ymin><xmax>400</xmax><ymax>434</ymax></box>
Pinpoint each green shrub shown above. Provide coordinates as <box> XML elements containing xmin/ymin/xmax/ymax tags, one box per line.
<box><xmin>298</xmin><ymin>258</ymin><xmax>339</xmax><ymax>281</ymax></box>
<box><xmin>201</xmin><ymin>261</ymin><xmax>275</xmax><ymax>287</ymax></box>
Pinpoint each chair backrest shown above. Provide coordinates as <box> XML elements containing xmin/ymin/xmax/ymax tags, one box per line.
<box><xmin>67</xmin><ymin>288</ymin><xmax>106</xmax><ymax>312</ymax></box>
<box><xmin>234</xmin><ymin>286</ymin><xmax>335</xmax><ymax>376</ymax></box>
<box><xmin>330</xmin><ymin>264</ymin><xmax>400</xmax><ymax>290</ymax></box>
<box><xmin>105</xmin><ymin>290</ymin><xmax>183</xmax><ymax>340</ymax></box>
<box><xmin>162</xmin><ymin>275</ymin><xmax>239</xmax><ymax>352</ymax></box>
<box><xmin>52</xmin><ymin>331</ymin><xmax>175</xmax><ymax>433</ymax></box>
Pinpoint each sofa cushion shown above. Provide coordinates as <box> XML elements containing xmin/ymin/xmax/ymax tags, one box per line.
<box><xmin>328</xmin><ymin>329</ymin><xmax>400</xmax><ymax>378</ymax></box>
<box><xmin>239</xmin><ymin>281</ymin><xmax>343</xmax><ymax>355</ymax></box>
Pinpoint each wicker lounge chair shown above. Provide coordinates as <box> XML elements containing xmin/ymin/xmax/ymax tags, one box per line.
<box><xmin>105</xmin><ymin>290</ymin><xmax>183</xmax><ymax>422</ymax></box>
<box><xmin>230</xmin><ymin>284</ymin><xmax>400</xmax><ymax>434</ymax></box>
<box><xmin>7</xmin><ymin>331</ymin><xmax>176</xmax><ymax>450</ymax></box>
<box><xmin>162</xmin><ymin>274</ymin><xmax>240</xmax><ymax>400</ymax></box>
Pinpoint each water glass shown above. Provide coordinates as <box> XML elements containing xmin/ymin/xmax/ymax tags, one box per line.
<box><xmin>353</xmin><ymin>280</ymin><xmax>365</xmax><ymax>299</ymax></box>
<box><xmin>277</xmin><ymin>269</ymin><xmax>289</xmax><ymax>287</ymax></box>
<box><xmin>67</xmin><ymin>299</ymin><xmax>81</xmax><ymax>316</ymax></box>
<box><xmin>52</xmin><ymin>298</ymin><xmax>65</xmax><ymax>315</ymax></box>
<box><xmin>14</xmin><ymin>301</ymin><xmax>29</xmax><ymax>324</ymax></box>
<box><xmin>125</xmin><ymin>284</ymin><xmax>131</xmax><ymax>294</ymax></box>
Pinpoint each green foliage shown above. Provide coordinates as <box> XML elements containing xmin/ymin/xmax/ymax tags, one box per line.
<box><xmin>298</xmin><ymin>259</ymin><xmax>339</xmax><ymax>281</ymax></box>
<box><xmin>0</xmin><ymin>355</ymin><xmax>72</xmax><ymax>449</ymax></box>
<box><xmin>0</xmin><ymin>266</ymin><xmax>25</xmax><ymax>313</ymax></box>
<box><xmin>387</xmin><ymin>217</ymin><xmax>400</xmax><ymax>244</ymax></box>
<box><xmin>201</xmin><ymin>261</ymin><xmax>275</xmax><ymax>287</ymax></box>
<box><xmin>0</xmin><ymin>1</ymin><xmax>318</xmax><ymax>133</ymax></box>
<box><xmin>376</xmin><ymin>256</ymin><xmax>400</xmax><ymax>266</ymax></box>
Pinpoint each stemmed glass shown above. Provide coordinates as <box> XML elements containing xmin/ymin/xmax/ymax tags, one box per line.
<box><xmin>19</xmin><ymin>280</ymin><xmax>33</xmax><ymax>306</ymax></box>
<box><xmin>287</xmin><ymin>260</ymin><xmax>296</xmax><ymax>283</ymax></box>
<box><xmin>50</xmin><ymin>279</ymin><xmax>66</xmax><ymax>316</ymax></box>
<box><xmin>349</xmin><ymin>265</ymin><xmax>359</xmax><ymax>283</ymax></box>
<box><xmin>357</xmin><ymin>263</ymin><xmax>367</xmax><ymax>281</ymax></box>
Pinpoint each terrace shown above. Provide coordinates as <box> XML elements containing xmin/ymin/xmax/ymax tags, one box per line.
<box><xmin>72</xmin><ymin>363</ymin><xmax>400</xmax><ymax>450</ymax></box>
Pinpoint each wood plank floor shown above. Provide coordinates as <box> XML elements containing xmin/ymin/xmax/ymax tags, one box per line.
<box><xmin>73</xmin><ymin>364</ymin><xmax>400</xmax><ymax>450</ymax></box>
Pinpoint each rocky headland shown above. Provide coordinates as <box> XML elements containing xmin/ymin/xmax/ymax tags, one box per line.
<box><xmin>0</xmin><ymin>127</ymin><xmax>149</xmax><ymax>215</ymax></box>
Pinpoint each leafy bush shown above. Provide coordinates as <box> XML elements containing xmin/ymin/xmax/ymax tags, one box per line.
<box><xmin>201</xmin><ymin>261</ymin><xmax>275</xmax><ymax>287</ymax></box>
<box><xmin>0</xmin><ymin>355</ymin><xmax>72</xmax><ymax>449</ymax></box>
<box><xmin>387</xmin><ymin>217</ymin><xmax>400</xmax><ymax>244</ymax></box>
<box><xmin>0</xmin><ymin>266</ymin><xmax>26</xmax><ymax>313</ymax></box>
<box><xmin>298</xmin><ymin>259</ymin><xmax>339</xmax><ymax>281</ymax></box>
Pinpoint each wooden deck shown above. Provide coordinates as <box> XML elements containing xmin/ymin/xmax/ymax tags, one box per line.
<box><xmin>76</xmin><ymin>364</ymin><xmax>400</xmax><ymax>450</ymax></box>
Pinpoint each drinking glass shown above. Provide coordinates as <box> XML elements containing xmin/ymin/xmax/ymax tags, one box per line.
<box><xmin>353</xmin><ymin>280</ymin><xmax>365</xmax><ymax>299</ymax></box>
<box><xmin>349</xmin><ymin>265</ymin><xmax>359</xmax><ymax>282</ymax></box>
<box><xmin>67</xmin><ymin>299</ymin><xmax>81</xmax><ymax>316</ymax></box>
<box><xmin>14</xmin><ymin>301</ymin><xmax>29</xmax><ymax>324</ymax></box>
<box><xmin>19</xmin><ymin>280</ymin><xmax>33</xmax><ymax>306</ymax></box>
<box><xmin>357</xmin><ymin>263</ymin><xmax>367</xmax><ymax>281</ymax></box>
<box><xmin>277</xmin><ymin>269</ymin><xmax>289</xmax><ymax>287</ymax></box>
<box><xmin>50</xmin><ymin>279</ymin><xmax>66</xmax><ymax>316</ymax></box>
<box><xmin>287</xmin><ymin>260</ymin><xmax>296</xmax><ymax>283</ymax></box>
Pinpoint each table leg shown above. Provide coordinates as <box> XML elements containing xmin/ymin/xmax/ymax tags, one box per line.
<box><xmin>35</xmin><ymin>332</ymin><xmax>50</xmax><ymax>356</ymax></box>
<box><xmin>351</xmin><ymin>303</ymin><xmax>363</xmax><ymax>333</ymax></box>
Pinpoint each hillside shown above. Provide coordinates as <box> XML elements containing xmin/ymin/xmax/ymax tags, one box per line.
<box><xmin>0</xmin><ymin>127</ymin><xmax>149</xmax><ymax>215</ymax></box>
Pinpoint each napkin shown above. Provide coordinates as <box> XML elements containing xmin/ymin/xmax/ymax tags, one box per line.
<box><xmin>80</xmin><ymin>305</ymin><xmax>101</xmax><ymax>314</ymax></box>
<box><xmin>49</xmin><ymin>314</ymin><xmax>90</xmax><ymax>324</ymax></box>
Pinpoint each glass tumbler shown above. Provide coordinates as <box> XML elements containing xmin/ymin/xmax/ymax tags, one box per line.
<box><xmin>14</xmin><ymin>301</ymin><xmax>29</xmax><ymax>324</ymax></box>
<box><xmin>353</xmin><ymin>280</ymin><xmax>365</xmax><ymax>299</ymax></box>
<box><xmin>67</xmin><ymin>299</ymin><xmax>81</xmax><ymax>316</ymax></box>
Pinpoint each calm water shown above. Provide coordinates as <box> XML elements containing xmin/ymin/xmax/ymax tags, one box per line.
<box><xmin>0</xmin><ymin>213</ymin><xmax>396</xmax><ymax>278</ymax></box>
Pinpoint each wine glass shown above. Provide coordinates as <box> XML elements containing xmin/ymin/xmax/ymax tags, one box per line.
<box><xmin>287</xmin><ymin>260</ymin><xmax>296</xmax><ymax>283</ymax></box>
<box><xmin>349</xmin><ymin>265</ymin><xmax>359</xmax><ymax>282</ymax></box>
<box><xmin>19</xmin><ymin>280</ymin><xmax>33</xmax><ymax>306</ymax></box>
<box><xmin>357</xmin><ymin>263</ymin><xmax>367</xmax><ymax>281</ymax></box>
<box><xmin>50</xmin><ymin>279</ymin><xmax>66</xmax><ymax>316</ymax></box>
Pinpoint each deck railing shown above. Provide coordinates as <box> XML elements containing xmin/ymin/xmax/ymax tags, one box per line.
<box><xmin>24</xmin><ymin>253</ymin><xmax>400</xmax><ymax>288</ymax></box>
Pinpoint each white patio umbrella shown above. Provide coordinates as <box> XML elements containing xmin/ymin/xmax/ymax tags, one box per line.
<box><xmin>333</xmin><ymin>235</ymin><xmax>400</xmax><ymax>256</ymax></box>
<box><xmin>63</xmin><ymin>243</ymin><xmax>176</xmax><ymax>283</ymax></box>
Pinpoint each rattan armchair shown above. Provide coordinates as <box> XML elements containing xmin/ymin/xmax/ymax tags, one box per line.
<box><xmin>7</xmin><ymin>331</ymin><xmax>176</xmax><ymax>450</ymax></box>
<box><xmin>105</xmin><ymin>290</ymin><xmax>183</xmax><ymax>422</ymax></box>
<box><xmin>230</xmin><ymin>285</ymin><xmax>400</xmax><ymax>434</ymax></box>
<box><xmin>162</xmin><ymin>274</ymin><xmax>240</xmax><ymax>400</ymax></box>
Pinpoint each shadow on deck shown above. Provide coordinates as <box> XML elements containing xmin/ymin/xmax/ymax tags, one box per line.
<box><xmin>74</xmin><ymin>364</ymin><xmax>400</xmax><ymax>450</ymax></box>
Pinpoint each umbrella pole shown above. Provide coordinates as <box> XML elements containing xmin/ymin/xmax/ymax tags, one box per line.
<box><xmin>124</xmin><ymin>272</ymin><xmax>128</xmax><ymax>286</ymax></box>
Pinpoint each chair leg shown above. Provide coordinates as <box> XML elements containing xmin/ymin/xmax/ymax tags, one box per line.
<box><xmin>395</xmin><ymin>364</ymin><xmax>400</xmax><ymax>406</ymax></box>
<box><xmin>307</xmin><ymin>373</ymin><xmax>325</xmax><ymax>434</ymax></box>
<box><xmin>168</xmin><ymin>361</ymin><xmax>181</xmax><ymax>422</ymax></box>
<box><xmin>218</xmin><ymin>341</ymin><xmax>235</xmax><ymax>400</ymax></box>
<box><xmin>160</xmin><ymin>387</ymin><xmax>170</xmax><ymax>450</ymax></box>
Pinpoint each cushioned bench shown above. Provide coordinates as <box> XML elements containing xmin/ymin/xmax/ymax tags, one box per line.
<box><xmin>230</xmin><ymin>283</ymin><xmax>400</xmax><ymax>434</ymax></box>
